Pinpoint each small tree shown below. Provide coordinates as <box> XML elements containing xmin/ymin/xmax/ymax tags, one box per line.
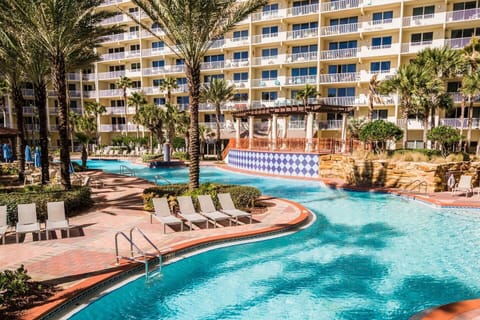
<box><xmin>133</xmin><ymin>104</ymin><xmax>165</xmax><ymax>153</ymax></box>
<box><xmin>427</xmin><ymin>125</ymin><xmax>463</xmax><ymax>158</ymax></box>
<box><xmin>347</xmin><ymin>117</ymin><xmax>367</xmax><ymax>139</ymax></box>
<box><xmin>75</xmin><ymin>115</ymin><xmax>97</xmax><ymax>169</ymax></box>
<box><xmin>359</xmin><ymin>120</ymin><xmax>403</xmax><ymax>153</ymax></box>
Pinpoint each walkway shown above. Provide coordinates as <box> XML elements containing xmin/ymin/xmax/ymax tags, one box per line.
<box><xmin>0</xmin><ymin>171</ymin><xmax>310</xmax><ymax>319</ymax></box>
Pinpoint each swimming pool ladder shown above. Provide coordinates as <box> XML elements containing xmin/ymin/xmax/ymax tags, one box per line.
<box><xmin>404</xmin><ymin>179</ymin><xmax>428</xmax><ymax>193</ymax></box>
<box><xmin>154</xmin><ymin>174</ymin><xmax>172</xmax><ymax>185</ymax></box>
<box><xmin>119</xmin><ymin>165</ymin><xmax>136</xmax><ymax>176</ymax></box>
<box><xmin>114</xmin><ymin>227</ymin><xmax>162</xmax><ymax>279</ymax></box>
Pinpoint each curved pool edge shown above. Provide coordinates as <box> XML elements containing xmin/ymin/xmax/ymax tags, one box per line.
<box><xmin>25</xmin><ymin>197</ymin><xmax>312</xmax><ymax>320</ymax></box>
<box><xmin>411</xmin><ymin>299</ymin><xmax>480</xmax><ymax>320</ymax></box>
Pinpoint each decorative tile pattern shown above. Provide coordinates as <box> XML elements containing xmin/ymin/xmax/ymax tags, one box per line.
<box><xmin>227</xmin><ymin>150</ymin><xmax>319</xmax><ymax>178</ymax></box>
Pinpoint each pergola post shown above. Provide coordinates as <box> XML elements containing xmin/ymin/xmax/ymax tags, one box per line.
<box><xmin>305</xmin><ymin>112</ymin><xmax>314</xmax><ymax>152</ymax></box>
<box><xmin>248</xmin><ymin>116</ymin><xmax>254</xmax><ymax>150</ymax></box>
<box><xmin>272</xmin><ymin>114</ymin><xmax>278</xmax><ymax>151</ymax></box>
<box><xmin>235</xmin><ymin>117</ymin><xmax>241</xmax><ymax>148</ymax></box>
<box><xmin>341</xmin><ymin>113</ymin><xmax>348</xmax><ymax>153</ymax></box>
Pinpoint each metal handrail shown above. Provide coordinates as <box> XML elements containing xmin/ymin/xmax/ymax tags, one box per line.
<box><xmin>404</xmin><ymin>179</ymin><xmax>427</xmax><ymax>193</ymax></box>
<box><xmin>130</xmin><ymin>227</ymin><xmax>162</xmax><ymax>271</ymax></box>
<box><xmin>119</xmin><ymin>165</ymin><xmax>136</xmax><ymax>176</ymax></box>
<box><xmin>154</xmin><ymin>174</ymin><xmax>172</xmax><ymax>185</ymax></box>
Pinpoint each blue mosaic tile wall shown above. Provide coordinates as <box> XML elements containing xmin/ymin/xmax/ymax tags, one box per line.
<box><xmin>227</xmin><ymin>149</ymin><xmax>319</xmax><ymax>178</ymax></box>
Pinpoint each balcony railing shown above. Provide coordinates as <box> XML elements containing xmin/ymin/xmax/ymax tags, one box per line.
<box><xmin>320</xmin><ymin>48</ymin><xmax>357</xmax><ymax>60</ymax></box>
<box><xmin>403</xmin><ymin>13</ymin><xmax>445</xmax><ymax>27</ymax></box>
<box><xmin>225</xmin><ymin>58</ymin><xmax>249</xmax><ymax>68</ymax></box>
<box><xmin>286</xmin><ymin>3</ymin><xmax>318</xmax><ymax>17</ymax></box>
<box><xmin>97</xmin><ymin>70</ymin><xmax>126</xmax><ymax>80</ymax></box>
<box><xmin>318</xmin><ymin>120</ymin><xmax>343</xmax><ymax>130</ymax></box>
<box><xmin>286</xmin><ymin>52</ymin><xmax>318</xmax><ymax>63</ymax></box>
<box><xmin>201</xmin><ymin>61</ymin><xmax>224</xmax><ymax>70</ymax></box>
<box><xmin>286</xmin><ymin>27</ymin><xmax>318</xmax><ymax>40</ymax></box>
<box><xmin>321</xmin><ymin>0</ymin><xmax>360</xmax><ymax>12</ymax></box>
<box><xmin>251</xmin><ymin>9</ymin><xmax>286</xmax><ymax>22</ymax></box>
<box><xmin>446</xmin><ymin>8</ymin><xmax>480</xmax><ymax>22</ymax></box>
<box><xmin>318</xmin><ymin>72</ymin><xmax>359</xmax><ymax>83</ymax></box>
<box><xmin>321</xmin><ymin>23</ymin><xmax>358</xmax><ymax>36</ymax></box>
<box><xmin>440</xmin><ymin>118</ymin><xmax>480</xmax><ymax>129</ymax></box>
<box><xmin>98</xmin><ymin>89</ymin><xmax>123</xmax><ymax>97</ymax></box>
<box><xmin>288</xmin><ymin>120</ymin><xmax>305</xmax><ymax>129</ymax></box>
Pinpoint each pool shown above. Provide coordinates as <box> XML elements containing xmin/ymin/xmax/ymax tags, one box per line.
<box><xmin>70</xmin><ymin>160</ymin><xmax>480</xmax><ymax>319</ymax></box>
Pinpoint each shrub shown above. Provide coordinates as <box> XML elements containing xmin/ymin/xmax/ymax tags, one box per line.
<box><xmin>0</xmin><ymin>163</ymin><xmax>18</xmax><ymax>176</ymax></box>
<box><xmin>0</xmin><ymin>186</ymin><xmax>93</xmax><ymax>225</ymax></box>
<box><xmin>141</xmin><ymin>153</ymin><xmax>163</xmax><ymax>163</ymax></box>
<box><xmin>0</xmin><ymin>265</ymin><xmax>31</xmax><ymax>308</ymax></box>
<box><xmin>427</xmin><ymin>125</ymin><xmax>462</xmax><ymax>157</ymax></box>
<box><xmin>172</xmin><ymin>152</ymin><xmax>189</xmax><ymax>160</ymax></box>
<box><xmin>142</xmin><ymin>183</ymin><xmax>261</xmax><ymax>212</ymax></box>
<box><xmin>359</xmin><ymin>120</ymin><xmax>403</xmax><ymax>153</ymax></box>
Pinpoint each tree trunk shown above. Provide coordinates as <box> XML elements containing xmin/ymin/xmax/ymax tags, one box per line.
<box><xmin>186</xmin><ymin>63</ymin><xmax>201</xmax><ymax>190</ymax></box>
<box><xmin>422</xmin><ymin>109</ymin><xmax>429</xmax><ymax>150</ymax></box>
<box><xmin>149</xmin><ymin>132</ymin><xmax>153</xmax><ymax>154</ymax></box>
<box><xmin>135</xmin><ymin>105</ymin><xmax>139</xmax><ymax>139</ymax></box>
<box><xmin>402</xmin><ymin>109</ymin><xmax>409</xmax><ymax>149</ymax></box>
<box><xmin>11</xmin><ymin>81</ymin><xmax>25</xmax><ymax>181</ymax></box>
<box><xmin>81</xmin><ymin>145</ymin><xmax>88</xmax><ymax>169</ymax></box>
<box><xmin>459</xmin><ymin>95</ymin><xmax>466</xmax><ymax>151</ymax></box>
<box><xmin>467</xmin><ymin>97</ymin><xmax>474</xmax><ymax>152</ymax></box>
<box><xmin>1</xmin><ymin>97</ymin><xmax>6</xmax><ymax>127</ymax></box>
<box><xmin>124</xmin><ymin>92</ymin><xmax>128</xmax><ymax>136</ymax></box>
<box><xmin>52</xmin><ymin>54</ymin><xmax>71</xmax><ymax>189</ymax></box>
<box><xmin>34</xmin><ymin>81</ymin><xmax>49</xmax><ymax>184</ymax></box>
<box><xmin>215</xmin><ymin>103</ymin><xmax>221</xmax><ymax>160</ymax></box>
<box><xmin>368</xmin><ymin>97</ymin><xmax>373</xmax><ymax>122</ymax></box>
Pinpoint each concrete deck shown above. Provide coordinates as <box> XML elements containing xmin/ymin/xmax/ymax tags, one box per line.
<box><xmin>0</xmin><ymin>170</ymin><xmax>310</xmax><ymax>319</ymax></box>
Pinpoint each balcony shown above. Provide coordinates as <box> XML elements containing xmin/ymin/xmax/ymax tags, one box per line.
<box><xmin>224</xmin><ymin>58</ymin><xmax>249</xmax><ymax>68</ymax></box>
<box><xmin>359</xmin><ymin>18</ymin><xmax>402</xmax><ymax>32</ymax></box>
<box><xmin>101</xmin><ymin>14</ymin><xmax>127</xmax><ymax>25</ymax></box>
<box><xmin>440</xmin><ymin>118</ymin><xmax>480</xmax><ymax>129</ymax></box>
<box><xmin>251</xmin><ymin>32</ymin><xmax>285</xmax><ymax>44</ymax></box>
<box><xmin>198</xmin><ymin>122</ymin><xmax>234</xmax><ymax>130</ymax></box>
<box><xmin>318</xmin><ymin>72</ymin><xmax>359</xmax><ymax>84</ymax></box>
<box><xmin>251</xmin><ymin>55</ymin><xmax>284</xmax><ymax>66</ymax></box>
<box><xmin>321</xmin><ymin>23</ymin><xmax>358</xmax><ymax>37</ymax></box>
<box><xmin>289</xmin><ymin>120</ymin><xmax>306</xmax><ymax>129</ymax></box>
<box><xmin>98</xmin><ymin>89</ymin><xmax>123</xmax><ymax>98</ymax></box>
<box><xmin>320</xmin><ymin>48</ymin><xmax>357</xmax><ymax>60</ymax></box>
<box><xmin>403</xmin><ymin>13</ymin><xmax>446</xmax><ymax>28</ymax></box>
<box><xmin>224</xmin><ymin>36</ymin><xmax>250</xmax><ymax>48</ymax></box>
<box><xmin>99</xmin><ymin>0</ymin><xmax>130</xmax><ymax>7</ymax></box>
<box><xmin>106</xmin><ymin>107</ymin><xmax>135</xmax><ymax>114</ymax></box>
<box><xmin>251</xmin><ymin>9</ymin><xmax>286</xmax><ymax>22</ymax></box>
<box><xmin>358</xmin><ymin>43</ymin><xmax>400</xmax><ymax>58</ymax></box>
<box><xmin>22</xmin><ymin>89</ymin><xmax>34</xmax><ymax>96</ymax></box>
<box><xmin>401</xmin><ymin>39</ymin><xmax>445</xmax><ymax>54</ymax></box>
<box><xmin>318</xmin><ymin>120</ymin><xmax>343</xmax><ymax>130</ymax></box>
<box><xmin>446</xmin><ymin>8</ymin><xmax>480</xmax><ymax>23</ymax></box>
<box><xmin>99</xmin><ymin>124</ymin><xmax>137</xmax><ymax>132</ymax></box>
<box><xmin>251</xmin><ymin>100</ymin><xmax>276</xmax><ymax>109</ymax></box>
<box><xmin>445</xmin><ymin>37</ymin><xmax>473</xmax><ymax>49</ymax></box>
<box><xmin>24</xmin><ymin>124</ymin><xmax>40</xmax><ymax>131</ymax></box>
<box><xmin>172</xmin><ymin>84</ymin><xmax>189</xmax><ymax>93</ymax></box>
<box><xmin>286</xmin><ymin>3</ymin><xmax>319</xmax><ymax>17</ymax></box>
<box><xmin>286</xmin><ymin>28</ymin><xmax>318</xmax><ymax>41</ymax></box>
<box><xmin>50</xmin><ymin>125</ymin><xmax>58</xmax><ymax>132</ymax></box>
<box><xmin>141</xmin><ymin>28</ymin><xmax>165</xmax><ymax>39</ymax></box>
<box><xmin>97</xmin><ymin>70</ymin><xmax>126</xmax><ymax>80</ymax></box>
<box><xmin>82</xmin><ymin>73</ymin><xmax>96</xmax><ymax>81</ymax></box>
<box><xmin>201</xmin><ymin>61</ymin><xmax>225</xmax><ymax>70</ymax></box>
<box><xmin>23</xmin><ymin>107</ymin><xmax>36</xmax><ymax>114</ymax></box>
<box><xmin>101</xmin><ymin>31</ymin><xmax>140</xmax><ymax>43</ymax></box>
<box><xmin>284</xmin><ymin>75</ymin><xmax>317</xmax><ymax>86</ymax></box>
<box><xmin>251</xmin><ymin>78</ymin><xmax>282</xmax><ymax>88</ymax></box>
<box><xmin>397</xmin><ymin>119</ymin><xmax>424</xmax><ymax>130</ymax></box>
<box><xmin>320</xmin><ymin>96</ymin><xmax>356</xmax><ymax>106</ymax></box>
<box><xmin>321</xmin><ymin>0</ymin><xmax>360</xmax><ymax>12</ymax></box>
<box><xmin>286</xmin><ymin>52</ymin><xmax>318</xmax><ymax>63</ymax></box>
<box><xmin>209</xmin><ymin>39</ymin><xmax>225</xmax><ymax>49</ymax></box>
<box><xmin>67</xmin><ymin>73</ymin><xmax>81</xmax><ymax>81</ymax></box>
<box><xmin>231</xmin><ymin>81</ymin><xmax>249</xmax><ymax>89</ymax></box>
<box><xmin>84</xmin><ymin>91</ymin><xmax>97</xmax><ymax>98</ymax></box>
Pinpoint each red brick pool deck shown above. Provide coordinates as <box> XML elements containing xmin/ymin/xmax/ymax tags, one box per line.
<box><xmin>3</xmin><ymin>166</ymin><xmax>480</xmax><ymax>319</ymax></box>
<box><xmin>0</xmin><ymin>170</ymin><xmax>311</xmax><ymax>319</ymax></box>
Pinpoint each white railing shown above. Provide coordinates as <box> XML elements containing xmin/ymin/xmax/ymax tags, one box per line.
<box><xmin>201</xmin><ymin>61</ymin><xmax>224</xmax><ymax>70</ymax></box>
<box><xmin>97</xmin><ymin>70</ymin><xmax>126</xmax><ymax>80</ymax></box>
<box><xmin>321</xmin><ymin>0</ymin><xmax>360</xmax><ymax>12</ymax></box>
<box><xmin>318</xmin><ymin>120</ymin><xmax>343</xmax><ymax>130</ymax></box>
<box><xmin>318</xmin><ymin>72</ymin><xmax>359</xmax><ymax>83</ymax></box>
<box><xmin>98</xmin><ymin>89</ymin><xmax>123</xmax><ymax>97</ymax></box>
<box><xmin>101</xmin><ymin>14</ymin><xmax>127</xmax><ymax>25</ymax></box>
<box><xmin>251</xmin><ymin>9</ymin><xmax>286</xmax><ymax>22</ymax></box>
<box><xmin>286</xmin><ymin>52</ymin><xmax>318</xmax><ymax>63</ymax></box>
<box><xmin>22</xmin><ymin>89</ymin><xmax>34</xmax><ymax>96</ymax></box>
<box><xmin>84</xmin><ymin>91</ymin><xmax>97</xmax><ymax>98</ymax></box>
<box><xmin>67</xmin><ymin>73</ymin><xmax>81</xmax><ymax>81</ymax></box>
<box><xmin>397</xmin><ymin>119</ymin><xmax>424</xmax><ymax>129</ymax></box>
<box><xmin>251</xmin><ymin>78</ymin><xmax>282</xmax><ymax>88</ymax></box>
<box><xmin>320</xmin><ymin>48</ymin><xmax>357</xmax><ymax>60</ymax></box>
<box><xmin>82</xmin><ymin>73</ymin><xmax>96</xmax><ymax>81</ymax></box>
<box><xmin>445</xmin><ymin>37</ymin><xmax>473</xmax><ymax>49</ymax></box>
<box><xmin>286</xmin><ymin>3</ymin><xmax>318</xmax><ymax>17</ymax></box>
<box><xmin>321</xmin><ymin>23</ymin><xmax>358</xmax><ymax>36</ymax></box>
<box><xmin>50</xmin><ymin>125</ymin><xmax>58</xmax><ymax>131</ymax></box>
<box><xmin>224</xmin><ymin>36</ymin><xmax>250</xmax><ymax>48</ymax></box>
<box><xmin>359</xmin><ymin>18</ymin><xmax>401</xmax><ymax>32</ymax></box>
<box><xmin>446</xmin><ymin>8</ymin><xmax>480</xmax><ymax>22</ymax></box>
<box><xmin>251</xmin><ymin>55</ymin><xmax>283</xmax><ymax>66</ymax></box>
<box><xmin>23</xmin><ymin>107</ymin><xmax>36</xmax><ymax>114</ymax></box>
<box><xmin>24</xmin><ymin>124</ymin><xmax>40</xmax><ymax>131</ymax></box>
<box><xmin>401</xmin><ymin>39</ymin><xmax>445</xmax><ymax>54</ymax></box>
<box><xmin>286</xmin><ymin>28</ymin><xmax>318</xmax><ymax>40</ymax></box>
<box><xmin>440</xmin><ymin>118</ymin><xmax>480</xmax><ymax>129</ymax></box>
<box><xmin>251</xmin><ymin>32</ymin><xmax>285</xmax><ymax>44</ymax></box>
<box><xmin>320</xmin><ymin>96</ymin><xmax>356</xmax><ymax>106</ymax></box>
<box><xmin>101</xmin><ymin>51</ymin><xmax>127</xmax><ymax>61</ymax></box>
<box><xmin>289</xmin><ymin>120</ymin><xmax>305</xmax><ymax>129</ymax></box>
<box><xmin>284</xmin><ymin>75</ymin><xmax>317</xmax><ymax>86</ymax></box>
<box><xmin>225</xmin><ymin>58</ymin><xmax>249</xmax><ymax>68</ymax></box>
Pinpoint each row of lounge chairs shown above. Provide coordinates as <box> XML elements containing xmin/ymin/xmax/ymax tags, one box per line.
<box><xmin>0</xmin><ymin>201</ymin><xmax>70</xmax><ymax>244</ymax></box>
<box><xmin>151</xmin><ymin>193</ymin><xmax>252</xmax><ymax>233</ymax></box>
<box><xmin>93</xmin><ymin>149</ymin><xmax>148</xmax><ymax>158</ymax></box>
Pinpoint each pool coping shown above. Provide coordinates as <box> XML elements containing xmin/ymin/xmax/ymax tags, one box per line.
<box><xmin>24</xmin><ymin>197</ymin><xmax>311</xmax><ymax>320</ymax></box>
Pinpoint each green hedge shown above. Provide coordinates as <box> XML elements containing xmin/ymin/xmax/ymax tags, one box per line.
<box><xmin>0</xmin><ymin>186</ymin><xmax>93</xmax><ymax>225</ymax></box>
<box><xmin>143</xmin><ymin>183</ymin><xmax>261</xmax><ymax>212</ymax></box>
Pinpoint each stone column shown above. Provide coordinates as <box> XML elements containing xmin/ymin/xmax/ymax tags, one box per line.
<box><xmin>235</xmin><ymin>118</ymin><xmax>241</xmax><ymax>148</ymax></box>
<box><xmin>341</xmin><ymin>113</ymin><xmax>348</xmax><ymax>153</ymax></box>
<box><xmin>305</xmin><ymin>112</ymin><xmax>314</xmax><ymax>152</ymax></box>
<box><xmin>248</xmin><ymin>116</ymin><xmax>254</xmax><ymax>149</ymax></box>
<box><xmin>272</xmin><ymin>114</ymin><xmax>278</xmax><ymax>151</ymax></box>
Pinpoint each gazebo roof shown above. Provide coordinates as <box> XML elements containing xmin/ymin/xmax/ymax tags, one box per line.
<box><xmin>231</xmin><ymin>102</ymin><xmax>353</xmax><ymax>118</ymax></box>
<box><xmin>0</xmin><ymin>127</ymin><xmax>19</xmax><ymax>138</ymax></box>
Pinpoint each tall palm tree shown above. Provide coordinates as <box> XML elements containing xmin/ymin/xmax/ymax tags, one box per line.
<box><xmin>164</xmin><ymin>103</ymin><xmax>183</xmax><ymax>151</ymax></box>
<box><xmin>367</xmin><ymin>74</ymin><xmax>382</xmax><ymax>122</ymax></box>
<box><xmin>116</xmin><ymin>76</ymin><xmax>132</xmax><ymax>136</ymax></box>
<box><xmin>0</xmin><ymin>0</ymin><xmax>120</xmax><ymax>189</ymax></box>
<box><xmin>0</xmin><ymin>79</ymin><xmax>9</xmax><ymax>127</ymax></box>
<box><xmin>200</xmin><ymin>78</ymin><xmax>235</xmax><ymax>159</ymax></box>
<box><xmin>128</xmin><ymin>91</ymin><xmax>147</xmax><ymax>138</ymax></box>
<box><xmin>84</xmin><ymin>101</ymin><xmax>106</xmax><ymax>146</ymax></box>
<box><xmin>160</xmin><ymin>76</ymin><xmax>178</xmax><ymax>105</ymax></box>
<box><xmin>380</xmin><ymin>64</ymin><xmax>423</xmax><ymax>149</ymax></box>
<box><xmin>461</xmin><ymin>71</ymin><xmax>480</xmax><ymax>151</ymax></box>
<box><xmin>295</xmin><ymin>84</ymin><xmax>319</xmax><ymax>107</ymax></box>
<box><xmin>127</xmin><ymin>0</ymin><xmax>267</xmax><ymax>190</ymax></box>
<box><xmin>133</xmin><ymin>103</ymin><xmax>166</xmax><ymax>153</ymax></box>
<box><xmin>75</xmin><ymin>115</ymin><xmax>97</xmax><ymax>169</ymax></box>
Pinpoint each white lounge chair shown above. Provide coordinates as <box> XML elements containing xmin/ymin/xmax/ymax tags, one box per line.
<box><xmin>197</xmin><ymin>195</ymin><xmax>232</xmax><ymax>227</ymax></box>
<box><xmin>453</xmin><ymin>175</ymin><xmax>473</xmax><ymax>196</ymax></box>
<box><xmin>46</xmin><ymin>201</ymin><xmax>70</xmax><ymax>240</ymax></box>
<box><xmin>16</xmin><ymin>203</ymin><xmax>41</xmax><ymax>243</ymax></box>
<box><xmin>152</xmin><ymin>198</ymin><xmax>183</xmax><ymax>233</ymax></box>
<box><xmin>0</xmin><ymin>206</ymin><xmax>8</xmax><ymax>244</ymax></box>
<box><xmin>177</xmin><ymin>196</ymin><xmax>209</xmax><ymax>230</ymax></box>
<box><xmin>218</xmin><ymin>193</ymin><xmax>252</xmax><ymax>224</ymax></box>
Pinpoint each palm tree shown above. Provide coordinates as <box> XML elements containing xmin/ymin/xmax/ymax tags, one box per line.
<box><xmin>164</xmin><ymin>103</ymin><xmax>183</xmax><ymax>152</ymax></box>
<box><xmin>74</xmin><ymin>115</ymin><xmax>97</xmax><ymax>169</ymax></box>
<box><xmin>128</xmin><ymin>91</ymin><xmax>147</xmax><ymax>138</ymax></box>
<box><xmin>84</xmin><ymin>101</ymin><xmax>106</xmax><ymax>146</ymax></box>
<box><xmin>159</xmin><ymin>77</ymin><xmax>178</xmax><ymax>144</ymax></box>
<box><xmin>199</xmin><ymin>124</ymin><xmax>214</xmax><ymax>160</ymax></box>
<box><xmin>116</xmin><ymin>76</ymin><xmax>133</xmax><ymax>136</ymax></box>
<box><xmin>160</xmin><ymin>77</ymin><xmax>178</xmax><ymax>105</ymax></box>
<box><xmin>295</xmin><ymin>84</ymin><xmax>319</xmax><ymax>107</ymax></box>
<box><xmin>461</xmin><ymin>71</ymin><xmax>480</xmax><ymax>151</ymax></box>
<box><xmin>127</xmin><ymin>0</ymin><xmax>267</xmax><ymax>190</ymax></box>
<box><xmin>200</xmin><ymin>78</ymin><xmax>235</xmax><ymax>160</ymax></box>
<box><xmin>133</xmin><ymin>104</ymin><xmax>166</xmax><ymax>153</ymax></box>
<box><xmin>0</xmin><ymin>79</ymin><xmax>9</xmax><ymax>127</ymax></box>
<box><xmin>0</xmin><ymin>0</ymin><xmax>120</xmax><ymax>189</ymax></box>
<box><xmin>380</xmin><ymin>64</ymin><xmax>424</xmax><ymax>149</ymax></box>
<box><xmin>367</xmin><ymin>74</ymin><xmax>382</xmax><ymax>122</ymax></box>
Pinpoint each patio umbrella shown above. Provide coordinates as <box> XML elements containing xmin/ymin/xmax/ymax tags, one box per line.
<box><xmin>69</xmin><ymin>161</ymin><xmax>75</xmax><ymax>174</ymax></box>
<box><xmin>34</xmin><ymin>147</ymin><xmax>41</xmax><ymax>168</ymax></box>
<box><xmin>447</xmin><ymin>173</ymin><xmax>455</xmax><ymax>191</ymax></box>
<box><xmin>2</xmin><ymin>144</ymin><xmax>8</xmax><ymax>162</ymax></box>
<box><xmin>25</xmin><ymin>145</ymin><xmax>33</xmax><ymax>163</ymax></box>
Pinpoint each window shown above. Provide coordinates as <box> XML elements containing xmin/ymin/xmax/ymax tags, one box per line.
<box><xmin>452</xmin><ymin>2</ymin><xmax>478</xmax><ymax>20</ymax></box>
<box><xmin>327</xmin><ymin>87</ymin><xmax>355</xmax><ymax>97</ymax></box>
<box><xmin>153</xmin><ymin>79</ymin><xmax>164</xmax><ymax>87</ymax></box>
<box><xmin>261</xmin><ymin>91</ymin><xmax>278</xmax><ymax>100</ymax></box>
<box><xmin>131</xmin><ymin>62</ymin><xmax>141</xmax><ymax>70</ymax></box>
<box><xmin>292</xmin><ymin>0</ymin><xmax>318</xmax><ymax>15</ymax></box>
<box><xmin>328</xmin><ymin>40</ymin><xmax>357</xmax><ymax>50</ymax></box>
<box><xmin>112</xmin><ymin>117</ymin><xmax>125</xmax><ymax>125</ymax></box>
<box><xmin>451</xmin><ymin>28</ymin><xmax>480</xmax><ymax>39</ymax></box>
<box><xmin>453</xmin><ymin>1</ymin><xmax>477</xmax><ymax>11</ymax></box>
<box><xmin>129</xmin><ymin>26</ymin><xmax>139</xmax><ymax>33</ymax></box>
<box><xmin>177</xmin><ymin>78</ymin><xmax>187</xmax><ymax>85</ymax></box>
<box><xmin>262</xmin><ymin>48</ymin><xmax>278</xmax><ymax>57</ymax></box>
<box><xmin>204</xmin><ymin>74</ymin><xmax>224</xmax><ymax>82</ymax></box>
<box><xmin>130</xmin><ymin>44</ymin><xmax>140</xmax><ymax>51</ymax></box>
<box><xmin>262</xmin><ymin>26</ymin><xmax>279</xmax><ymax>37</ymax></box>
<box><xmin>233</xmin><ymin>93</ymin><xmax>248</xmax><ymax>101</ymax></box>
<box><xmin>371</xmin><ymin>36</ymin><xmax>392</xmax><ymax>49</ymax></box>
<box><xmin>152</xmin><ymin>41</ymin><xmax>164</xmax><ymax>50</ymax></box>
<box><xmin>293</xmin><ymin>0</ymin><xmax>318</xmax><ymax>6</ymax></box>
<box><xmin>412</xmin><ymin>5</ymin><xmax>435</xmax><ymax>17</ymax></box>
<box><xmin>292</xmin><ymin>67</ymin><xmax>317</xmax><ymax>77</ymax></box>
<box><xmin>447</xmin><ymin>81</ymin><xmax>461</xmax><ymax>92</ymax></box>
<box><xmin>131</xmin><ymin>80</ymin><xmax>141</xmax><ymax>88</ymax></box>
<box><xmin>233</xmin><ymin>72</ymin><xmax>248</xmax><ymax>82</ymax></box>
<box><xmin>370</xmin><ymin>61</ymin><xmax>391</xmax><ymax>73</ymax></box>
<box><xmin>372</xmin><ymin>110</ymin><xmax>388</xmax><ymax>120</ymax></box>
<box><xmin>372</xmin><ymin>11</ymin><xmax>393</xmax><ymax>24</ymax></box>
<box><xmin>204</xmin><ymin>54</ymin><xmax>224</xmax><ymax>62</ymax></box>
<box><xmin>262</xmin><ymin>70</ymin><xmax>278</xmax><ymax>80</ymax></box>
<box><xmin>108</xmin><ymin>47</ymin><xmax>124</xmax><ymax>53</ymax></box>
<box><xmin>151</xmin><ymin>22</ymin><xmax>160</xmax><ymax>29</ymax></box>
<box><xmin>68</xmin><ymin>84</ymin><xmax>76</xmax><ymax>91</ymax></box>
<box><xmin>263</xmin><ymin>3</ymin><xmax>279</xmax><ymax>13</ymax></box>
<box><xmin>328</xmin><ymin>64</ymin><xmax>356</xmax><ymax>74</ymax></box>
<box><xmin>411</xmin><ymin>32</ymin><xmax>433</xmax><ymax>44</ymax></box>
<box><xmin>128</xmin><ymin>7</ymin><xmax>139</xmax><ymax>13</ymax></box>
<box><xmin>176</xmin><ymin>59</ymin><xmax>185</xmax><ymax>65</ymax></box>
<box><xmin>152</xmin><ymin>60</ymin><xmax>164</xmax><ymax>68</ymax></box>
<box><xmin>110</xmin><ymin>100</ymin><xmax>125</xmax><ymax>107</ymax></box>
<box><xmin>329</xmin><ymin>16</ymin><xmax>358</xmax><ymax>26</ymax></box>
<box><xmin>109</xmin><ymin>65</ymin><xmax>125</xmax><ymax>72</ymax></box>
<box><xmin>233</xmin><ymin>30</ymin><xmax>248</xmax><ymax>39</ymax></box>
<box><xmin>233</xmin><ymin>51</ymin><xmax>248</xmax><ymax>61</ymax></box>
<box><xmin>177</xmin><ymin>96</ymin><xmax>189</xmax><ymax>105</ymax></box>
<box><xmin>292</xmin><ymin>45</ymin><xmax>317</xmax><ymax>54</ymax></box>
<box><xmin>154</xmin><ymin>97</ymin><xmax>165</xmax><ymax>105</ymax></box>
<box><xmin>293</xmin><ymin>22</ymin><xmax>318</xmax><ymax>30</ymax></box>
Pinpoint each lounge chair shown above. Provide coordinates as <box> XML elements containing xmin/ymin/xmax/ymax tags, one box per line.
<box><xmin>197</xmin><ymin>195</ymin><xmax>232</xmax><ymax>227</ymax></box>
<box><xmin>0</xmin><ymin>206</ymin><xmax>8</xmax><ymax>244</ymax></box>
<box><xmin>45</xmin><ymin>201</ymin><xmax>70</xmax><ymax>240</ymax></box>
<box><xmin>453</xmin><ymin>175</ymin><xmax>473</xmax><ymax>196</ymax></box>
<box><xmin>218</xmin><ymin>193</ymin><xmax>252</xmax><ymax>224</ymax></box>
<box><xmin>152</xmin><ymin>198</ymin><xmax>183</xmax><ymax>233</ymax></box>
<box><xmin>177</xmin><ymin>196</ymin><xmax>209</xmax><ymax>230</ymax></box>
<box><xmin>16</xmin><ymin>203</ymin><xmax>41</xmax><ymax>243</ymax></box>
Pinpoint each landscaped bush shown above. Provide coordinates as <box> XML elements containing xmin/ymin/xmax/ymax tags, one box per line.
<box><xmin>172</xmin><ymin>151</ymin><xmax>189</xmax><ymax>160</ymax></box>
<box><xmin>141</xmin><ymin>153</ymin><xmax>163</xmax><ymax>163</ymax></box>
<box><xmin>142</xmin><ymin>183</ymin><xmax>261</xmax><ymax>212</ymax></box>
<box><xmin>0</xmin><ymin>186</ymin><xmax>93</xmax><ymax>225</ymax></box>
<box><xmin>0</xmin><ymin>163</ymin><xmax>18</xmax><ymax>176</ymax></box>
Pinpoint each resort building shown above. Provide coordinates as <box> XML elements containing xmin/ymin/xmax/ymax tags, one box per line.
<box><xmin>3</xmin><ymin>0</ymin><xmax>480</xmax><ymax>152</ymax></box>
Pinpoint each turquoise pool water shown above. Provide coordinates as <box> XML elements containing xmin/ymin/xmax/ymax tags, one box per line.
<box><xmin>70</xmin><ymin>160</ymin><xmax>480</xmax><ymax>319</ymax></box>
